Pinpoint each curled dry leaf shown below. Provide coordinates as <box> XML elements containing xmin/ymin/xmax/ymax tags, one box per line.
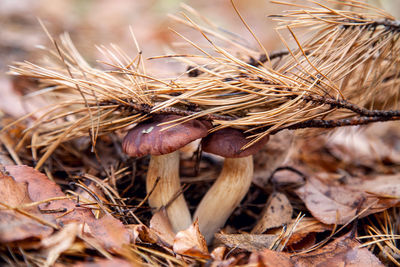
<box><xmin>210</xmin><ymin>246</ymin><xmax>226</xmax><ymax>261</ymax></box>
<box><xmin>252</xmin><ymin>192</ymin><xmax>293</xmax><ymax>234</ymax></box>
<box><xmin>296</xmin><ymin>175</ymin><xmax>400</xmax><ymax>225</ymax></box>
<box><xmin>250</xmin><ymin>234</ymin><xmax>384</xmax><ymax>267</ymax></box>
<box><xmin>4</xmin><ymin>165</ymin><xmax>130</xmax><ymax>250</ymax></box>
<box><xmin>126</xmin><ymin>224</ymin><xmax>158</xmax><ymax>244</ymax></box>
<box><xmin>288</xmin><ymin>232</ymin><xmax>317</xmax><ymax>251</ymax></box>
<box><xmin>209</xmin><ymin>246</ymin><xmax>244</xmax><ymax>267</ymax></box>
<box><xmin>215</xmin><ymin>233</ymin><xmax>279</xmax><ymax>252</ymax></box>
<box><xmin>0</xmin><ymin>172</ymin><xmax>54</xmax><ymax>242</ymax></box>
<box><xmin>149</xmin><ymin>208</ymin><xmax>176</xmax><ymax>247</ymax></box>
<box><xmin>173</xmin><ymin>219</ymin><xmax>210</xmax><ymax>259</ymax></box>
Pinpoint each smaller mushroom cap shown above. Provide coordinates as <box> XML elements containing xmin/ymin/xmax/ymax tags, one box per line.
<box><xmin>202</xmin><ymin>128</ymin><xmax>269</xmax><ymax>158</ymax></box>
<box><xmin>123</xmin><ymin>115</ymin><xmax>212</xmax><ymax>157</ymax></box>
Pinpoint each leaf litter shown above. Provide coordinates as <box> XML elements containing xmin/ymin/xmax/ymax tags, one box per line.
<box><xmin>1</xmin><ymin>0</ymin><xmax>400</xmax><ymax>266</ymax></box>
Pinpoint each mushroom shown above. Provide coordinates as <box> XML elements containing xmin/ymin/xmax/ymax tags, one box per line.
<box><xmin>194</xmin><ymin>128</ymin><xmax>269</xmax><ymax>243</ymax></box>
<box><xmin>123</xmin><ymin>114</ymin><xmax>211</xmax><ymax>232</ymax></box>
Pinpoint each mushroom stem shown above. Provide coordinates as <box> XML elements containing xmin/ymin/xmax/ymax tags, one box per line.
<box><xmin>194</xmin><ymin>156</ymin><xmax>253</xmax><ymax>243</ymax></box>
<box><xmin>147</xmin><ymin>151</ymin><xmax>192</xmax><ymax>232</ymax></box>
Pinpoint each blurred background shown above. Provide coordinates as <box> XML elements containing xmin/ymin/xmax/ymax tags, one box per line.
<box><xmin>0</xmin><ymin>0</ymin><xmax>283</xmax><ymax>72</ymax></box>
<box><xmin>0</xmin><ymin>0</ymin><xmax>282</xmax><ymax>116</ymax></box>
<box><xmin>1</xmin><ymin>0</ymin><xmax>398</xmax><ymax>69</ymax></box>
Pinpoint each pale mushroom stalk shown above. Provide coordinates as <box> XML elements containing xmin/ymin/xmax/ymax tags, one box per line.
<box><xmin>122</xmin><ymin>115</ymin><xmax>211</xmax><ymax>233</ymax></box>
<box><xmin>194</xmin><ymin>128</ymin><xmax>269</xmax><ymax>243</ymax></box>
<box><xmin>194</xmin><ymin>156</ymin><xmax>253</xmax><ymax>242</ymax></box>
<box><xmin>146</xmin><ymin>151</ymin><xmax>191</xmax><ymax>231</ymax></box>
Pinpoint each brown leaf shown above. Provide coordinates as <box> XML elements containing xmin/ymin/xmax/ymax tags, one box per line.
<box><xmin>252</xmin><ymin>192</ymin><xmax>293</xmax><ymax>234</ymax></box>
<box><xmin>173</xmin><ymin>219</ymin><xmax>210</xmax><ymax>259</ymax></box>
<box><xmin>73</xmin><ymin>258</ymin><xmax>134</xmax><ymax>267</ymax></box>
<box><xmin>288</xmin><ymin>232</ymin><xmax>317</xmax><ymax>251</ymax></box>
<box><xmin>149</xmin><ymin>208</ymin><xmax>176</xmax><ymax>247</ymax></box>
<box><xmin>41</xmin><ymin>223</ymin><xmax>80</xmax><ymax>267</ymax></box>
<box><xmin>275</xmin><ymin>217</ymin><xmax>332</xmax><ymax>246</ymax></box>
<box><xmin>126</xmin><ymin>224</ymin><xmax>158</xmax><ymax>244</ymax></box>
<box><xmin>86</xmin><ymin>214</ymin><xmax>130</xmax><ymax>250</ymax></box>
<box><xmin>0</xmin><ymin>172</ymin><xmax>54</xmax><ymax>242</ymax></box>
<box><xmin>0</xmin><ymin>121</ymin><xmax>16</xmax><ymax>165</ymax></box>
<box><xmin>215</xmin><ymin>233</ymin><xmax>279</xmax><ymax>252</ymax></box>
<box><xmin>5</xmin><ymin>165</ymin><xmax>81</xmax><ymax>221</ymax></box>
<box><xmin>4</xmin><ymin>165</ymin><xmax>130</xmax><ymax>250</ymax></box>
<box><xmin>296</xmin><ymin>175</ymin><xmax>400</xmax><ymax>225</ymax></box>
<box><xmin>250</xmin><ymin>234</ymin><xmax>384</xmax><ymax>267</ymax></box>
<box><xmin>75</xmin><ymin>182</ymin><xmax>106</xmax><ymax>218</ymax></box>
<box><xmin>210</xmin><ymin>246</ymin><xmax>226</xmax><ymax>261</ymax></box>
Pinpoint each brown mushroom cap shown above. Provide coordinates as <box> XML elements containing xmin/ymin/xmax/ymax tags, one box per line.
<box><xmin>202</xmin><ymin>128</ymin><xmax>269</xmax><ymax>158</ymax></box>
<box><xmin>123</xmin><ymin>115</ymin><xmax>212</xmax><ymax>157</ymax></box>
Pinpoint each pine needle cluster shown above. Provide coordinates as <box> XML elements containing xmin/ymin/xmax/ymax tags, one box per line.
<box><xmin>6</xmin><ymin>0</ymin><xmax>400</xmax><ymax>168</ymax></box>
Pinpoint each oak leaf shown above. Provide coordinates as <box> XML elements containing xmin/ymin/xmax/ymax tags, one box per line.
<box><xmin>296</xmin><ymin>175</ymin><xmax>400</xmax><ymax>225</ymax></box>
<box><xmin>4</xmin><ymin>165</ymin><xmax>130</xmax><ymax>250</ymax></box>
<box><xmin>0</xmin><ymin>172</ymin><xmax>54</xmax><ymax>242</ymax></box>
<box><xmin>250</xmin><ymin>234</ymin><xmax>383</xmax><ymax>267</ymax></box>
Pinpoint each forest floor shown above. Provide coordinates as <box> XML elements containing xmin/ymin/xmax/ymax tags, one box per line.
<box><xmin>1</xmin><ymin>1</ymin><xmax>399</xmax><ymax>266</ymax></box>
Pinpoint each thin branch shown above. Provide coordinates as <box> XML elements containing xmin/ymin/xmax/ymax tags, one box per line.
<box><xmin>274</xmin><ymin>116</ymin><xmax>400</xmax><ymax>133</ymax></box>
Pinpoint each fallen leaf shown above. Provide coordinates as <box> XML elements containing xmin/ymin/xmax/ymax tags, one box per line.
<box><xmin>126</xmin><ymin>224</ymin><xmax>158</xmax><ymax>244</ymax></box>
<box><xmin>0</xmin><ymin>119</ymin><xmax>17</xmax><ymax>165</ymax></box>
<box><xmin>252</xmin><ymin>192</ymin><xmax>293</xmax><ymax>234</ymax></box>
<box><xmin>149</xmin><ymin>208</ymin><xmax>175</xmax><ymax>247</ymax></box>
<box><xmin>173</xmin><ymin>219</ymin><xmax>210</xmax><ymax>259</ymax></box>
<box><xmin>208</xmin><ymin>256</ymin><xmax>239</xmax><ymax>267</ymax></box>
<box><xmin>296</xmin><ymin>175</ymin><xmax>400</xmax><ymax>225</ymax></box>
<box><xmin>362</xmin><ymin>174</ymin><xmax>400</xmax><ymax>198</ymax></box>
<box><xmin>73</xmin><ymin>258</ymin><xmax>134</xmax><ymax>267</ymax></box>
<box><xmin>288</xmin><ymin>232</ymin><xmax>317</xmax><ymax>251</ymax></box>
<box><xmin>86</xmin><ymin>214</ymin><xmax>130</xmax><ymax>250</ymax></box>
<box><xmin>270</xmin><ymin>217</ymin><xmax>332</xmax><ymax>246</ymax></box>
<box><xmin>269</xmin><ymin>168</ymin><xmax>305</xmax><ymax>185</ymax></box>
<box><xmin>250</xmin><ymin>234</ymin><xmax>384</xmax><ymax>267</ymax></box>
<box><xmin>209</xmin><ymin>250</ymin><xmax>246</xmax><ymax>267</ymax></box>
<box><xmin>5</xmin><ymin>165</ymin><xmax>83</xmax><ymax>222</ymax></box>
<box><xmin>215</xmin><ymin>233</ymin><xmax>279</xmax><ymax>252</ymax></box>
<box><xmin>0</xmin><ymin>172</ymin><xmax>54</xmax><ymax>242</ymax></box>
<box><xmin>41</xmin><ymin>223</ymin><xmax>80</xmax><ymax>267</ymax></box>
<box><xmin>75</xmin><ymin>182</ymin><xmax>106</xmax><ymax>218</ymax></box>
<box><xmin>4</xmin><ymin>165</ymin><xmax>130</xmax><ymax>250</ymax></box>
<box><xmin>210</xmin><ymin>246</ymin><xmax>226</xmax><ymax>261</ymax></box>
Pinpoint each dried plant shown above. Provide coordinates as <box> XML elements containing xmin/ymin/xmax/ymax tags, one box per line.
<box><xmin>6</xmin><ymin>0</ymin><xmax>400</xmax><ymax>168</ymax></box>
<box><xmin>360</xmin><ymin>208</ymin><xmax>400</xmax><ymax>266</ymax></box>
